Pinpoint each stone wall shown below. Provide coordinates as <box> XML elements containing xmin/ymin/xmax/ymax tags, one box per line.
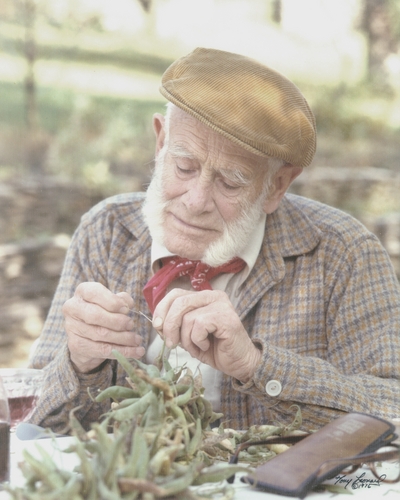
<box><xmin>0</xmin><ymin>235</ymin><xmax>70</xmax><ymax>366</ymax></box>
<box><xmin>1</xmin><ymin>168</ymin><xmax>399</xmax><ymax>367</ymax></box>
<box><xmin>0</xmin><ymin>177</ymin><xmax>108</xmax><ymax>367</ymax></box>
<box><xmin>0</xmin><ymin>177</ymin><xmax>107</xmax><ymax>243</ymax></box>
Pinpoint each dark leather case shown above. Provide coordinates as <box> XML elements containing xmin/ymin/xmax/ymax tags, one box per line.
<box><xmin>244</xmin><ymin>413</ymin><xmax>396</xmax><ymax>498</ymax></box>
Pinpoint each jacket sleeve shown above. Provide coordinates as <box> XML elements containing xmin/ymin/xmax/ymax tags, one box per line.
<box><xmin>29</xmin><ymin>208</ymin><xmax>116</xmax><ymax>433</ymax></box>
<box><xmin>233</xmin><ymin>234</ymin><xmax>400</xmax><ymax>430</ymax></box>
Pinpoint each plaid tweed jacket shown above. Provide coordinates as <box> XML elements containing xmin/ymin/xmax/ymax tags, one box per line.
<box><xmin>31</xmin><ymin>192</ymin><xmax>400</xmax><ymax>433</ymax></box>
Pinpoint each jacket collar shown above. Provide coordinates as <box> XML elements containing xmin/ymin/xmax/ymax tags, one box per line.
<box><xmin>236</xmin><ymin>194</ymin><xmax>322</xmax><ymax>318</ymax></box>
<box><xmin>267</xmin><ymin>194</ymin><xmax>322</xmax><ymax>258</ymax></box>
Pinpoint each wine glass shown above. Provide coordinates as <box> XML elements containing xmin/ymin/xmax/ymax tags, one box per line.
<box><xmin>0</xmin><ymin>368</ymin><xmax>43</xmax><ymax>431</ymax></box>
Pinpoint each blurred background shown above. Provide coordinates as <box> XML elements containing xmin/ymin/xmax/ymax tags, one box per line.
<box><xmin>0</xmin><ymin>0</ymin><xmax>399</xmax><ymax>367</ymax></box>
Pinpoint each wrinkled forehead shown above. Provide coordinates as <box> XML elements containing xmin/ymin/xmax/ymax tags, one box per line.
<box><xmin>167</xmin><ymin>106</ymin><xmax>268</xmax><ymax>171</ymax></box>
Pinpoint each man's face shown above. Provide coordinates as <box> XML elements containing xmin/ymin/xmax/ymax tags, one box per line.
<box><xmin>143</xmin><ymin>107</ymin><xmax>272</xmax><ymax>265</ymax></box>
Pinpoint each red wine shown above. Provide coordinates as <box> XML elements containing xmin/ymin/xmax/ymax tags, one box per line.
<box><xmin>0</xmin><ymin>421</ymin><xmax>10</xmax><ymax>482</ymax></box>
<box><xmin>8</xmin><ymin>395</ymin><xmax>37</xmax><ymax>428</ymax></box>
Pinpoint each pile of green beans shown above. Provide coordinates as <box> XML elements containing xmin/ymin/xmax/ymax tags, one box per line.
<box><xmin>5</xmin><ymin>349</ymin><xmax>302</xmax><ymax>499</ymax></box>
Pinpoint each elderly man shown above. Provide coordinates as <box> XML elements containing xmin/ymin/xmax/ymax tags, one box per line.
<box><xmin>31</xmin><ymin>48</ymin><xmax>400</xmax><ymax>433</ymax></box>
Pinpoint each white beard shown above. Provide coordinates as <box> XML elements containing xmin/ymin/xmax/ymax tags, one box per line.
<box><xmin>142</xmin><ymin>149</ymin><xmax>267</xmax><ymax>267</ymax></box>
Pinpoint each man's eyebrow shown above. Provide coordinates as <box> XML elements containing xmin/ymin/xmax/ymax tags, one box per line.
<box><xmin>168</xmin><ymin>145</ymin><xmax>197</xmax><ymax>159</ymax></box>
<box><xmin>217</xmin><ymin>168</ymin><xmax>252</xmax><ymax>186</ymax></box>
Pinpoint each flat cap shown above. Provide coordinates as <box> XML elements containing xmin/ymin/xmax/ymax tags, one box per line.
<box><xmin>160</xmin><ymin>48</ymin><xmax>316</xmax><ymax>168</ymax></box>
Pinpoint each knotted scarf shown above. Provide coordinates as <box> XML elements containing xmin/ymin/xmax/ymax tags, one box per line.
<box><xmin>143</xmin><ymin>256</ymin><xmax>246</xmax><ymax>313</ymax></box>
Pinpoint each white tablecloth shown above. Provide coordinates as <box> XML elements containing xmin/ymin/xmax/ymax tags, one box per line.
<box><xmin>1</xmin><ymin>433</ymin><xmax>399</xmax><ymax>499</ymax></box>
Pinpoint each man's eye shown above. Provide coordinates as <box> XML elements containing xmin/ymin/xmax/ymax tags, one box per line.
<box><xmin>219</xmin><ymin>178</ymin><xmax>242</xmax><ymax>191</ymax></box>
<box><xmin>176</xmin><ymin>164</ymin><xmax>193</xmax><ymax>175</ymax></box>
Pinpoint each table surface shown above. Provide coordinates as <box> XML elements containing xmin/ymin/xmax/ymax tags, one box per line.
<box><xmin>1</xmin><ymin>433</ymin><xmax>399</xmax><ymax>500</ymax></box>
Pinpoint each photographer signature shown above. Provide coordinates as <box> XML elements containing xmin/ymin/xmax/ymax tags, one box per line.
<box><xmin>334</xmin><ymin>472</ymin><xmax>386</xmax><ymax>489</ymax></box>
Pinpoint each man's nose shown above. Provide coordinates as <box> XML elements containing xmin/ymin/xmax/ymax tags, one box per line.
<box><xmin>182</xmin><ymin>178</ymin><xmax>214</xmax><ymax>213</ymax></box>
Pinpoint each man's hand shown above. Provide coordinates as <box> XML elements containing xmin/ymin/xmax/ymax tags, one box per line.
<box><xmin>63</xmin><ymin>282</ymin><xmax>145</xmax><ymax>373</ymax></box>
<box><xmin>153</xmin><ymin>289</ymin><xmax>261</xmax><ymax>383</ymax></box>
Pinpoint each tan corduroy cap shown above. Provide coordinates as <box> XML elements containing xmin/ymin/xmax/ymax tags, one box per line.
<box><xmin>160</xmin><ymin>47</ymin><xmax>316</xmax><ymax>168</ymax></box>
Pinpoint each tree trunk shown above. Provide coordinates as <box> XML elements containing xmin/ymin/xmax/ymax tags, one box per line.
<box><xmin>271</xmin><ymin>0</ymin><xmax>282</xmax><ymax>24</ymax></box>
<box><xmin>360</xmin><ymin>0</ymin><xmax>396</xmax><ymax>87</ymax></box>
<box><xmin>23</xmin><ymin>0</ymin><xmax>38</xmax><ymax>132</ymax></box>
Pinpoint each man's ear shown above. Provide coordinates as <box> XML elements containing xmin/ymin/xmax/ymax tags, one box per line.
<box><xmin>263</xmin><ymin>165</ymin><xmax>303</xmax><ymax>214</ymax></box>
<box><xmin>153</xmin><ymin>113</ymin><xmax>166</xmax><ymax>156</ymax></box>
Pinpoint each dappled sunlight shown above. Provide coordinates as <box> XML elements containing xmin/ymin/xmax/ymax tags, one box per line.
<box><xmin>282</xmin><ymin>0</ymin><xmax>361</xmax><ymax>41</ymax></box>
<box><xmin>0</xmin><ymin>53</ymin><xmax>25</xmax><ymax>82</ymax></box>
<box><xmin>0</xmin><ymin>53</ymin><xmax>160</xmax><ymax>100</ymax></box>
<box><xmin>35</xmin><ymin>59</ymin><xmax>162</xmax><ymax>99</ymax></box>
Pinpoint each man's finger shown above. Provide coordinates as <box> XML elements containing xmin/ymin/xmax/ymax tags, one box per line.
<box><xmin>66</xmin><ymin>316</ymin><xmax>142</xmax><ymax>345</ymax></box>
<box><xmin>68</xmin><ymin>335</ymin><xmax>146</xmax><ymax>371</ymax></box>
<box><xmin>75</xmin><ymin>282</ymin><xmax>132</xmax><ymax>313</ymax></box>
<box><xmin>180</xmin><ymin>308</ymin><xmax>214</xmax><ymax>352</ymax></box>
<box><xmin>63</xmin><ymin>298</ymin><xmax>134</xmax><ymax>332</ymax></box>
<box><xmin>154</xmin><ymin>289</ymin><xmax>222</xmax><ymax>347</ymax></box>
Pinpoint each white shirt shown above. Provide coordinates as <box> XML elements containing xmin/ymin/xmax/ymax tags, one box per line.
<box><xmin>145</xmin><ymin>213</ymin><xmax>266</xmax><ymax>411</ymax></box>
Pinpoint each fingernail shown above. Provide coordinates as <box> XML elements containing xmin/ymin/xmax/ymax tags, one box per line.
<box><xmin>166</xmin><ymin>338</ymin><xmax>174</xmax><ymax>348</ymax></box>
<box><xmin>120</xmin><ymin>305</ymin><xmax>129</xmax><ymax>314</ymax></box>
<box><xmin>153</xmin><ymin>317</ymin><xmax>163</xmax><ymax>330</ymax></box>
<box><xmin>136</xmin><ymin>347</ymin><xmax>145</xmax><ymax>358</ymax></box>
<box><xmin>126</xmin><ymin>319</ymin><xmax>134</xmax><ymax>330</ymax></box>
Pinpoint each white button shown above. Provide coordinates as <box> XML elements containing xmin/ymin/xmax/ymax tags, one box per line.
<box><xmin>265</xmin><ymin>380</ymin><xmax>282</xmax><ymax>397</ymax></box>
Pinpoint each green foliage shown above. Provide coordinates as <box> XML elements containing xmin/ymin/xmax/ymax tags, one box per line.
<box><xmin>46</xmin><ymin>95</ymin><xmax>163</xmax><ymax>186</ymax></box>
<box><xmin>307</xmin><ymin>83</ymin><xmax>400</xmax><ymax>141</ymax></box>
<box><xmin>0</xmin><ymin>80</ymin><xmax>165</xmax><ymax>186</ymax></box>
<box><xmin>388</xmin><ymin>0</ymin><xmax>400</xmax><ymax>40</ymax></box>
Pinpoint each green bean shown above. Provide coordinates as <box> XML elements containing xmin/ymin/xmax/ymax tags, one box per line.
<box><xmin>162</xmin><ymin>365</ymin><xmax>177</xmax><ymax>383</ymax></box>
<box><xmin>148</xmin><ymin>443</ymin><xmax>183</xmax><ymax>476</ymax></box>
<box><xmin>140</xmin><ymin>391</ymin><xmax>162</xmax><ymax>428</ymax></box>
<box><xmin>96</xmin><ymin>479</ymin><xmax>120</xmax><ymax>500</ymax></box>
<box><xmin>283</xmin><ymin>404</ymin><xmax>302</xmax><ymax>434</ymax></box>
<box><xmin>192</xmin><ymin>464</ymin><xmax>250</xmax><ymax>485</ymax></box>
<box><xmin>21</xmin><ymin>449</ymin><xmax>65</xmax><ymax>490</ymax></box>
<box><xmin>195</xmin><ymin>396</ymin><xmax>205</xmax><ymax>420</ymax></box>
<box><xmin>187</xmin><ymin>418</ymin><xmax>203</xmax><ymax>457</ymax></box>
<box><xmin>166</xmin><ymin>402</ymin><xmax>191</xmax><ymax>451</ymax></box>
<box><xmin>171</xmin><ymin>383</ymin><xmax>194</xmax><ymax>407</ymax></box>
<box><xmin>124</xmin><ymin>427</ymin><xmax>150</xmax><ymax>479</ymax></box>
<box><xmin>110</xmin><ymin>389</ymin><xmax>154</xmax><ymax>422</ymax></box>
<box><xmin>68</xmin><ymin>440</ymin><xmax>94</xmax><ymax>494</ymax></box>
<box><xmin>94</xmin><ymin>385</ymin><xmax>139</xmax><ymax>403</ymax></box>
<box><xmin>68</xmin><ymin>406</ymin><xmax>88</xmax><ymax>441</ymax></box>
<box><xmin>161</xmin><ymin>459</ymin><xmax>202</xmax><ymax>497</ymax></box>
<box><xmin>194</xmin><ymin>482</ymin><xmax>235</xmax><ymax>500</ymax></box>
<box><xmin>111</xmin><ymin>350</ymin><xmax>148</xmax><ymax>393</ymax></box>
<box><xmin>44</xmin><ymin>475</ymin><xmax>83</xmax><ymax>500</ymax></box>
<box><xmin>133</xmin><ymin>368</ymin><xmax>174</xmax><ymax>400</ymax></box>
<box><xmin>131</xmin><ymin>357</ymin><xmax>161</xmax><ymax>379</ymax></box>
<box><xmin>183</xmin><ymin>405</ymin><xmax>196</xmax><ymax>426</ymax></box>
<box><xmin>201</xmin><ymin>397</ymin><xmax>214</xmax><ymax>429</ymax></box>
<box><xmin>189</xmin><ymin>400</ymin><xmax>200</xmax><ymax>421</ymax></box>
<box><xmin>111</xmin><ymin>397</ymin><xmax>140</xmax><ymax>409</ymax></box>
<box><xmin>118</xmin><ymin>478</ymin><xmax>165</xmax><ymax>496</ymax></box>
<box><xmin>103</xmin><ymin>429</ymin><xmax>126</xmax><ymax>485</ymax></box>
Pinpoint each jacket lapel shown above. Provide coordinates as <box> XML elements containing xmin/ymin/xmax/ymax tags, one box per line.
<box><xmin>237</xmin><ymin>194</ymin><xmax>321</xmax><ymax>320</ymax></box>
<box><xmin>114</xmin><ymin>193</ymin><xmax>153</xmax><ymax>346</ymax></box>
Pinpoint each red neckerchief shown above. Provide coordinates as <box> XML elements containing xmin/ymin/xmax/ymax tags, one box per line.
<box><xmin>143</xmin><ymin>256</ymin><xmax>246</xmax><ymax>314</ymax></box>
